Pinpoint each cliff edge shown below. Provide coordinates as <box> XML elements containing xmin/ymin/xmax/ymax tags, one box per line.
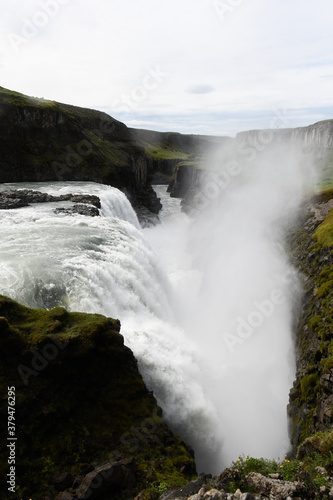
<box><xmin>0</xmin><ymin>87</ymin><xmax>161</xmax><ymax>215</ymax></box>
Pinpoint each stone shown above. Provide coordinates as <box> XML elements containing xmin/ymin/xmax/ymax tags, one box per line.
<box><xmin>72</xmin><ymin>204</ymin><xmax>100</xmax><ymax>216</ymax></box>
<box><xmin>75</xmin><ymin>459</ymin><xmax>136</xmax><ymax>499</ymax></box>
<box><xmin>245</xmin><ymin>472</ymin><xmax>307</xmax><ymax>499</ymax></box>
<box><xmin>204</xmin><ymin>489</ymin><xmax>225</xmax><ymax>500</ymax></box>
<box><xmin>161</xmin><ymin>478</ymin><xmax>205</xmax><ymax>500</ymax></box>
<box><xmin>269</xmin><ymin>473</ymin><xmax>283</xmax><ymax>479</ymax></box>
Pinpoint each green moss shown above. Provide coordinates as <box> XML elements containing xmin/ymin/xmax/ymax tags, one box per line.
<box><xmin>313</xmin><ymin>209</ymin><xmax>333</xmax><ymax>248</ymax></box>
<box><xmin>301</xmin><ymin>373</ymin><xmax>319</xmax><ymax>401</ymax></box>
<box><xmin>287</xmin><ymin>190</ymin><xmax>333</xmax><ymax>450</ymax></box>
<box><xmin>309</xmin><ymin>315</ymin><xmax>322</xmax><ymax>331</ymax></box>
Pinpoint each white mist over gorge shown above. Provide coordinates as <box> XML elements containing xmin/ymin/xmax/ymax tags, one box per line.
<box><xmin>0</xmin><ymin>144</ymin><xmax>318</xmax><ymax>474</ymax></box>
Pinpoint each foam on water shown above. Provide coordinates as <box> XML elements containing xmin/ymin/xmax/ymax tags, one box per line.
<box><xmin>0</xmin><ymin>155</ymin><xmax>316</xmax><ymax>472</ymax></box>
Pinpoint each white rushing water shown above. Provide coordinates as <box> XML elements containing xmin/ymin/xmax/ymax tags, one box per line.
<box><xmin>0</xmin><ymin>154</ymin><xmax>315</xmax><ymax>472</ymax></box>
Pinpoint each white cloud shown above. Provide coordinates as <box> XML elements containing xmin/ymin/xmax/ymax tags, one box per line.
<box><xmin>0</xmin><ymin>0</ymin><xmax>332</xmax><ymax>135</ymax></box>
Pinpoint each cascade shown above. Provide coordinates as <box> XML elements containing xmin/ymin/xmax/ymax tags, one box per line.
<box><xmin>0</xmin><ymin>145</ymin><xmax>317</xmax><ymax>473</ymax></box>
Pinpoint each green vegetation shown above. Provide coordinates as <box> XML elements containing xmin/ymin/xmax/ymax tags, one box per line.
<box><xmin>146</xmin><ymin>144</ymin><xmax>189</xmax><ymax>160</ymax></box>
<box><xmin>313</xmin><ymin>210</ymin><xmax>333</xmax><ymax>248</ymax></box>
<box><xmin>225</xmin><ymin>430</ymin><xmax>333</xmax><ymax>494</ymax></box>
<box><xmin>315</xmin><ymin>148</ymin><xmax>333</xmax><ymax>191</ymax></box>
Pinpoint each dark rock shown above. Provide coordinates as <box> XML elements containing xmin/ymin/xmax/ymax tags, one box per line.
<box><xmin>160</xmin><ymin>478</ymin><xmax>204</xmax><ymax>500</ymax></box>
<box><xmin>72</xmin><ymin>204</ymin><xmax>100</xmax><ymax>217</ymax></box>
<box><xmin>0</xmin><ymin>195</ymin><xmax>28</xmax><ymax>209</ymax></box>
<box><xmin>168</xmin><ymin>163</ymin><xmax>199</xmax><ymax>199</ymax></box>
<box><xmin>136</xmin><ymin>185</ymin><xmax>162</xmax><ymax>214</ymax></box>
<box><xmin>59</xmin><ymin>194</ymin><xmax>101</xmax><ymax>208</ymax></box>
<box><xmin>134</xmin><ymin>204</ymin><xmax>160</xmax><ymax>227</ymax></box>
<box><xmin>0</xmin><ymin>188</ymin><xmax>102</xmax><ymax>216</ymax></box>
<box><xmin>75</xmin><ymin>459</ymin><xmax>136</xmax><ymax>499</ymax></box>
<box><xmin>53</xmin><ymin>472</ymin><xmax>74</xmax><ymax>491</ymax></box>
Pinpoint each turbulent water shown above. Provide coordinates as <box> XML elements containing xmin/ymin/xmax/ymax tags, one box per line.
<box><xmin>0</xmin><ymin>154</ymin><xmax>316</xmax><ymax>473</ymax></box>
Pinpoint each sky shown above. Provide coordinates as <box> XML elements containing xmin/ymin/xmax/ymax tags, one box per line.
<box><xmin>1</xmin><ymin>0</ymin><xmax>333</xmax><ymax>136</ymax></box>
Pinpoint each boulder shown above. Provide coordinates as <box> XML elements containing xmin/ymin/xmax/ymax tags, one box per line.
<box><xmin>245</xmin><ymin>472</ymin><xmax>307</xmax><ymax>499</ymax></box>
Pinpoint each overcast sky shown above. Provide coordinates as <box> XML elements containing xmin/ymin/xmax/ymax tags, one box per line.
<box><xmin>1</xmin><ymin>0</ymin><xmax>333</xmax><ymax>136</ymax></box>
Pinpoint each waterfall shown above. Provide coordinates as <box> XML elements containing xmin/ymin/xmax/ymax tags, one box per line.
<box><xmin>0</xmin><ymin>181</ymin><xmax>222</xmax><ymax>472</ymax></box>
<box><xmin>0</xmin><ymin>148</ymin><xmax>316</xmax><ymax>473</ymax></box>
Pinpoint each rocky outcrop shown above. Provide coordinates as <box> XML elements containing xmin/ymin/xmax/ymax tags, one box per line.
<box><xmin>152</xmin><ymin>158</ymin><xmax>181</xmax><ymax>184</ymax></box>
<box><xmin>0</xmin><ymin>189</ymin><xmax>101</xmax><ymax>210</ymax></box>
<box><xmin>54</xmin><ymin>204</ymin><xmax>100</xmax><ymax>217</ymax></box>
<box><xmin>245</xmin><ymin>472</ymin><xmax>307</xmax><ymax>499</ymax></box>
<box><xmin>0</xmin><ymin>295</ymin><xmax>196</xmax><ymax>499</ymax></box>
<box><xmin>167</xmin><ymin>162</ymin><xmax>200</xmax><ymax>198</ymax></box>
<box><xmin>0</xmin><ymin>87</ymin><xmax>159</xmax><ymax>217</ymax></box>
<box><xmin>130</xmin><ymin>127</ymin><xmax>232</xmax><ymax>190</ymax></box>
<box><xmin>0</xmin><ymin>189</ymin><xmax>102</xmax><ymax>216</ymax></box>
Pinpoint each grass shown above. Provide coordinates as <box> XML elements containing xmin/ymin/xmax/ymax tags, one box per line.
<box><xmin>146</xmin><ymin>145</ymin><xmax>189</xmax><ymax>160</ymax></box>
<box><xmin>313</xmin><ymin>210</ymin><xmax>333</xmax><ymax>248</ymax></box>
<box><xmin>225</xmin><ymin>431</ymin><xmax>333</xmax><ymax>494</ymax></box>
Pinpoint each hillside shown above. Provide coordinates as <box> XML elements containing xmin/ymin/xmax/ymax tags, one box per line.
<box><xmin>0</xmin><ymin>87</ymin><xmax>161</xmax><ymax>215</ymax></box>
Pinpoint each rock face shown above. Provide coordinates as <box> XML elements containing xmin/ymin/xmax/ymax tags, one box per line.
<box><xmin>236</xmin><ymin>120</ymin><xmax>333</xmax><ymax>149</ymax></box>
<box><xmin>167</xmin><ymin>163</ymin><xmax>200</xmax><ymax>198</ymax></box>
<box><xmin>0</xmin><ymin>87</ymin><xmax>159</xmax><ymax>215</ymax></box>
<box><xmin>162</xmin><ymin>120</ymin><xmax>333</xmax><ymax>209</ymax></box>
<box><xmin>0</xmin><ymin>295</ymin><xmax>196</xmax><ymax>499</ymax></box>
<box><xmin>287</xmin><ymin>189</ymin><xmax>333</xmax><ymax>451</ymax></box>
<box><xmin>130</xmin><ymin>127</ymin><xmax>232</xmax><ymax>191</ymax></box>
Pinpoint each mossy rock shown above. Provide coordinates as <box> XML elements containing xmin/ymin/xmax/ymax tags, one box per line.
<box><xmin>0</xmin><ymin>295</ymin><xmax>196</xmax><ymax>499</ymax></box>
<box><xmin>287</xmin><ymin>191</ymin><xmax>333</xmax><ymax>451</ymax></box>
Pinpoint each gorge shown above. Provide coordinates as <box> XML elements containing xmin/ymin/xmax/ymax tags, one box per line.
<box><xmin>0</xmin><ymin>87</ymin><xmax>333</xmax><ymax>500</ymax></box>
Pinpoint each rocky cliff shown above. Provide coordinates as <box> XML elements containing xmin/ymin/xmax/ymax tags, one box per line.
<box><xmin>0</xmin><ymin>87</ymin><xmax>161</xmax><ymax>216</ymax></box>
<box><xmin>236</xmin><ymin>120</ymin><xmax>333</xmax><ymax>149</ymax></box>
<box><xmin>287</xmin><ymin>189</ymin><xmax>333</xmax><ymax>452</ymax></box>
<box><xmin>130</xmin><ymin>127</ymin><xmax>232</xmax><ymax>188</ymax></box>
<box><xmin>0</xmin><ymin>295</ymin><xmax>196</xmax><ymax>500</ymax></box>
<box><xmin>166</xmin><ymin>120</ymin><xmax>333</xmax><ymax>204</ymax></box>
